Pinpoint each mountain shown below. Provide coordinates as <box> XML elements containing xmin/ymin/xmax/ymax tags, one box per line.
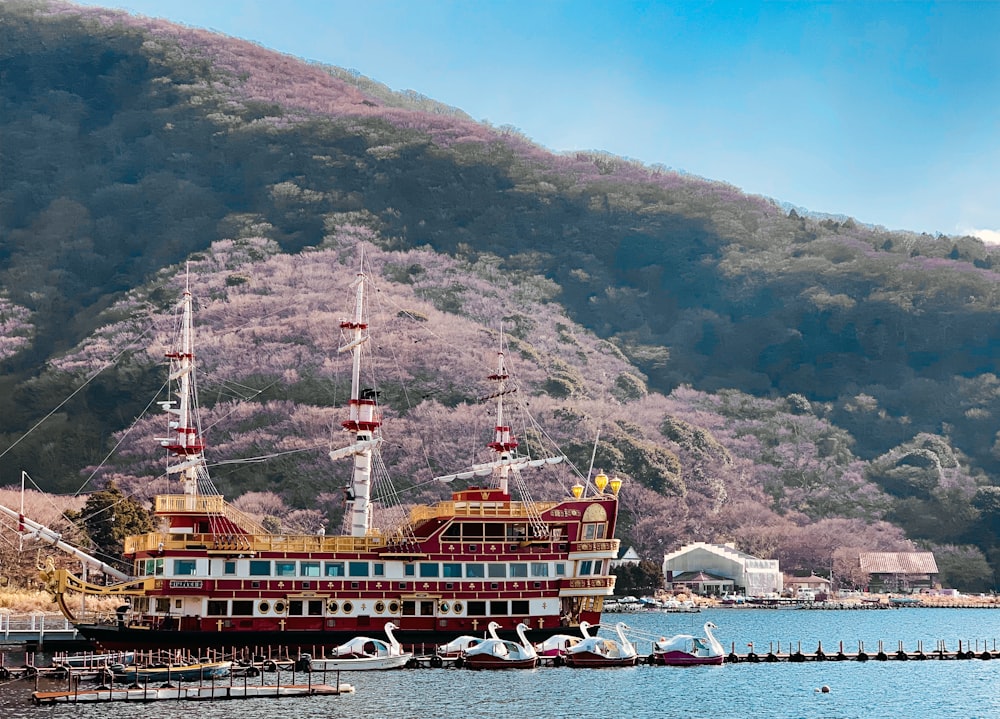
<box><xmin>2</xmin><ymin>0</ymin><xmax>1000</xmax><ymax>590</ymax></box>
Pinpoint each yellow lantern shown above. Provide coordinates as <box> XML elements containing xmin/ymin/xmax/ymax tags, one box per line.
<box><xmin>571</xmin><ymin>482</ymin><xmax>584</xmax><ymax>499</ymax></box>
<box><xmin>609</xmin><ymin>476</ymin><xmax>622</xmax><ymax>495</ymax></box>
<box><xmin>594</xmin><ymin>472</ymin><xmax>609</xmax><ymax>493</ymax></box>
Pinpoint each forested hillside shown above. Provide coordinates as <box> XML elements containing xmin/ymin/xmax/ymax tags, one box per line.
<box><xmin>2</xmin><ymin>0</ymin><xmax>1000</xmax><ymax>590</ymax></box>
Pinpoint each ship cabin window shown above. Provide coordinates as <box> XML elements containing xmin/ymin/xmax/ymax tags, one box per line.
<box><xmin>289</xmin><ymin>600</ymin><xmax>323</xmax><ymax>616</ymax></box>
<box><xmin>506</xmin><ymin>524</ymin><xmax>528</xmax><ymax>541</ymax></box>
<box><xmin>511</xmin><ymin>600</ymin><xmax>529</xmax><ymax>615</ymax></box>
<box><xmin>465</xmin><ymin>563</ymin><xmax>485</xmax><ymax>578</ymax></box>
<box><xmin>490</xmin><ymin>601</ymin><xmax>508</xmax><ymax>615</ymax></box>
<box><xmin>324</xmin><ymin>562</ymin><xmax>345</xmax><ymax>577</ymax></box>
<box><xmin>485</xmin><ymin>523</ymin><xmax>505</xmax><ymax>539</ymax></box>
<box><xmin>275</xmin><ymin>561</ymin><xmax>296</xmax><ymax>577</ymax></box>
<box><xmin>442</xmin><ymin>522</ymin><xmax>461</xmax><ymax>538</ymax></box>
<box><xmin>289</xmin><ymin>600</ymin><xmax>303</xmax><ymax>616</ymax></box>
<box><xmin>300</xmin><ymin>561</ymin><xmax>320</xmax><ymax>577</ymax></box>
<box><xmin>509</xmin><ymin>563</ymin><xmax>528</xmax><ymax>578</ymax></box>
<box><xmin>232</xmin><ymin>600</ymin><xmax>253</xmax><ymax>616</ymax></box>
<box><xmin>401</xmin><ymin>600</ymin><xmax>436</xmax><ymax>616</ymax></box>
<box><xmin>583</xmin><ymin>523</ymin><xmax>606</xmax><ymax>540</ymax></box>
<box><xmin>531</xmin><ymin>563</ymin><xmax>548</xmax><ymax>577</ymax></box>
<box><xmin>207</xmin><ymin>600</ymin><xmax>227</xmax><ymax>616</ymax></box>
<box><xmin>419</xmin><ymin>563</ymin><xmax>439</xmax><ymax>578</ymax></box>
<box><xmin>373</xmin><ymin>563</ymin><xmax>384</xmax><ymax>576</ymax></box>
<box><xmin>155</xmin><ymin>598</ymin><xmax>170</xmax><ymax>613</ymax></box>
<box><xmin>554</xmin><ymin>563</ymin><xmax>566</xmax><ymax>576</ymax></box>
<box><xmin>173</xmin><ymin>559</ymin><xmax>197</xmax><ymax>576</ymax></box>
<box><xmin>249</xmin><ymin>560</ymin><xmax>271</xmax><ymax>576</ymax></box>
<box><xmin>224</xmin><ymin>561</ymin><xmax>236</xmax><ymax>575</ymax></box>
<box><xmin>487</xmin><ymin>563</ymin><xmax>506</xmax><ymax>578</ymax></box>
<box><xmin>467</xmin><ymin>601</ymin><xmax>487</xmax><ymax>616</ymax></box>
<box><xmin>404</xmin><ymin>564</ymin><xmax>415</xmax><ymax>577</ymax></box>
<box><xmin>578</xmin><ymin>560</ymin><xmax>593</xmax><ymax>576</ymax></box>
<box><xmin>349</xmin><ymin>562</ymin><xmax>369</xmax><ymax>577</ymax></box>
<box><xmin>141</xmin><ymin>558</ymin><xmax>165</xmax><ymax>576</ymax></box>
<box><xmin>442</xmin><ymin>563</ymin><xmax>462</xmax><ymax>578</ymax></box>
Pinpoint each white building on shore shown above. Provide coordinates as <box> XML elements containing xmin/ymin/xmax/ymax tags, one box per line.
<box><xmin>662</xmin><ymin>542</ymin><xmax>782</xmax><ymax>596</ymax></box>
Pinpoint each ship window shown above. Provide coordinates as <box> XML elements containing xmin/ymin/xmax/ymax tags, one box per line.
<box><xmin>467</xmin><ymin>601</ymin><xmax>486</xmax><ymax>616</ymax></box>
<box><xmin>509</xmin><ymin>563</ymin><xmax>528</xmax><ymax>578</ymax></box>
<box><xmin>373</xmin><ymin>563</ymin><xmax>384</xmax><ymax>576</ymax></box>
<box><xmin>324</xmin><ymin>562</ymin><xmax>345</xmax><ymax>577</ymax></box>
<box><xmin>155</xmin><ymin>598</ymin><xmax>170</xmax><ymax>613</ymax></box>
<box><xmin>155</xmin><ymin>558</ymin><xmax>164</xmax><ymax>576</ymax></box>
<box><xmin>207</xmin><ymin>600</ymin><xmax>228</xmax><ymax>616</ymax></box>
<box><xmin>506</xmin><ymin>524</ymin><xmax>528</xmax><ymax>541</ymax></box>
<box><xmin>300</xmin><ymin>561</ymin><xmax>320</xmax><ymax>577</ymax></box>
<box><xmin>275</xmin><ymin>561</ymin><xmax>296</xmax><ymax>577</ymax></box>
<box><xmin>554</xmin><ymin>563</ymin><xmax>566</xmax><ymax>576</ymax></box>
<box><xmin>531</xmin><ymin>563</ymin><xmax>548</xmax><ymax>577</ymax></box>
<box><xmin>484</xmin><ymin>523</ymin><xmax>505</xmax><ymax>539</ymax></box>
<box><xmin>402</xmin><ymin>601</ymin><xmax>416</xmax><ymax>616</ymax></box>
<box><xmin>289</xmin><ymin>600</ymin><xmax>304</xmax><ymax>616</ymax></box>
<box><xmin>420</xmin><ymin>600</ymin><xmax>435</xmax><ymax>616</ymax></box>
<box><xmin>442</xmin><ymin>563</ymin><xmax>462</xmax><ymax>578</ymax></box>
<box><xmin>490</xmin><ymin>601</ymin><xmax>508</xmax><ymax>615</ymax></box>
<box><xmin>232</xmin><ymin>601</ymin><xmax>253</xmax><ymax>616</ymax></box>
<box><xmin>174</xmin><ymin>559</ymin><xmax>196</xmax><ymax>576</ymax></box>
<box><xmin>443</xmin><ymin>523</ymin><xmax>461</xmax><ymax>538</ymax></box>
<box><xmin>224</xmin><ymin>561</ymin><xmax>236</xmax><ymax>575</ymax></box>
<box><xmin>374</xmin><ymin>601</ymin><xmax>386</xmax><ymax>614</ymax></box>
<box><xmin>583</xmin><ymin>523</ymin><xmax>606</xmax><ymax>540</ymax></box>
<box><xmin>249</xmin><ymin>560</ymin><xmax>271</xmax><ymax>576</ymax></box>
<box><xmin>579</xmin><ymin>560</ymin><xmax>593</xmax><ymax>576</ymax></box>
<box><xmin>308</xmin><ymin>600</ymin><xmax>323</xmax><ymax>616</ymax></box>
<box><xmin>404</xmin><ymin>564</ymin><xmax>415</xmax><ymax>577</ymax></box>
<box><xmin>461</xmin><ymin>524</ymin><xmax>483</xmax><ymax>540</ymax></box>
<box><xmin>465</xmin><ymin>564</ymin><xmax>485</xmax><ymax>578</ymax></box>
<box><xmin>419</xmin><ymin>563</ymin><xmax>439</xmax><ymax>578</ymax></box>
<box><xmin>452</xmin><ymin>601</ymin><xmax>463</xmax><ymax>614</ymax></box>
<box><xmin>349</xmin><ymin>562</ymin><xmax>369</xmax><ymax>577</ymax></box>
<box><xmin>487</xmin><ymin>563</ymin><xmax>506</xmax><ymax>578</ymax></box>
<box><xmin>259</xmin><ymin>601</ymin><xmax>270</xmax><ymax>613</ymax></box>
<box><xmin>511</xmin><ymin>600</ymin><xmax>529</xmax><ymax>615</ymax></box>
<box><xmin>343</xmin><ymin>601</ymin><xmax>354</xmax><ymax>614</ymax></box>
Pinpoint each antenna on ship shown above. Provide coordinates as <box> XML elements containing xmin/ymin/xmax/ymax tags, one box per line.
<box><xmin>329</xmin><ymin>249</ymin><xmax>383</xmax><ymax>537</ymax></box>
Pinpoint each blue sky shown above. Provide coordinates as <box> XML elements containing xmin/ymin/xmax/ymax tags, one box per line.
<box><xmin>73</xmin><ymin>1</ymin><xmax>1000</xmax><ymax>242</ymax></box>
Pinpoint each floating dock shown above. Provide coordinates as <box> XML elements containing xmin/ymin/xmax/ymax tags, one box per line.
<box><xmin>31</xmin><ymin>682</ymin><xmax>353</xmax><ymax>704</ymax></box>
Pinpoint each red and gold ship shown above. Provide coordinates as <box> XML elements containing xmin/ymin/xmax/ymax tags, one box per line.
<box><xmin>27</xmin><ymin>258</ymin><xmax>621</xmax><ymax>650</ymax></box>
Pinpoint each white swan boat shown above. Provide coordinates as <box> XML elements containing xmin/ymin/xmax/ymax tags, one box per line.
<box><xmin>305</xmin><ymin>622</ymin><xmax>412</xmax><ymax>671</ymax></box>
<box><xmin>652</xmin><ymin>621</ymin><xmax>725</xmax><ymax>666</ymax></box>
<box><xmin>563</xmin><ymin>621</ymin><xmax>639</xmax><ymax>667</ymax></box>
<box><xmin>462</xmin><ymin>622</ymin><xmax>538</xmax><ymax>669</ymax></box>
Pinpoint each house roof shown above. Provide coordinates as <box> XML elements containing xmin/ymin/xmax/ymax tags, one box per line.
<box><xmin>859</xmin><ymin>552</ymin><xmax>938</xmax><ymax>575</ymax></box>
<box><xmin>671</xmin><ymin>570</ymin><xmax>732</xmax><ymax>583</ymax></box>
<box><xmin>785</xmin><ymin>574</ymin><xmax>831</xmax><ymax>586</ymax></box>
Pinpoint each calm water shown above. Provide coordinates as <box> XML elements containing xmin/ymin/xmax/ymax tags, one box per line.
<box><xmin>3</xmin><ymin>608</ymin><xmax>1000</xmax><ymax>719</ymax></box>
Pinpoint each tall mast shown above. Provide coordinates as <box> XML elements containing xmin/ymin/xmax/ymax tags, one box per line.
<box><xmin>487</xmin><ymin>328</ymin><xmax>518</xmax><ymax>494</ymax></box>
<box><xmin>160</xmin><ymin>270</ymin><xmax>205</xmax><ymax>497</ymax></box>
<box><xmin>329</xmin><ymin>258</ymin><xmax>382</xmax><ymax>537</ymax></box>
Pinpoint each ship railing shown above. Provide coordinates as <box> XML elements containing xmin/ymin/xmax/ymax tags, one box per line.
<box><xmin>568</xmin><ymin>539</ymin><xmax>620</xmax><ymax>555</ymax></box>
<box><xmin>126</xmin><ymin>531</ymin><xmax>391</xmax><ymax>554</ymax></box>
<box><xmin>153</xmin><ymin>494</ymin><xmax>268</xmax><ymax>535</ymax></box>
<box><xmin>409</xmin><ymin>500</ymin><xmax>560</xmax><ymax>523</ymax></box>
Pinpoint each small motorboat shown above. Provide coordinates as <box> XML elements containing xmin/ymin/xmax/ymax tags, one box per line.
<box><xmin>306</xmin><ymin>622</ymin><xmax>412</xmax><ymax>671</ymax></box>
<box><xmin>563</xmin><ymin>621</ymin><xmax>639</xmax><ymax>667</ymax></box>
<box><xmin>652</xmin><ymin>621</ymin><xmax>725</xmax><ymax>666</ymax></box>
<box><xmin>462</xmin><ymin>622</ymin><xmax>538</xmax><ymax>669</ymax></box>
<box><xmin>109</xmin><ymin>659</ymin><xmax>232</xmax><ymax>683</ymax></box>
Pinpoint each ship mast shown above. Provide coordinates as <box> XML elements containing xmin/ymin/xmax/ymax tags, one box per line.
<box><xmin>487</xmin><ymin>332</ymin><xmax>517</xmax><ymax>494</ymax></box>
<box><xmin>329</xmin><ymin>260</ymin><xmax>382</xmax><ymax>537</ymax></box>
<box><xmin>159</xmin><ymin>271</ymin><xmax>205</xmax><ymax>498</ymax></box>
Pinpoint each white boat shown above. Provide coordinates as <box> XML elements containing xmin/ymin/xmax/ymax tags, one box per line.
<box><xmin>534</xmin><ymin>630</ymin><xmax>584</xmax><ymax>658</ymax></box>
<box><xmin>305</xmin><ymin>622</ymin><xmax>412</xmax><ymax>671</ymax></box>
<box><xmin>462</xmin><ymin>622</ymin><xmax>538</xmax><ymax>669</ymax></box>
<box><xmin>652</xmin><ymin>621</ymin><xmax>725</xmax><ymax>666</ymax></box>
<box><xmin>436</xmin><ymin>634</ymin><xmax>486</xmax><ymax>660</ymax></box>
<box><xmin>563</xmin><ymin>621</ymin><xmax>638</xmax><ymax>667</ymax></box>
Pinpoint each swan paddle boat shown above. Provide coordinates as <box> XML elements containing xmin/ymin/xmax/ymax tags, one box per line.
<box><xmin>563</xmin><ymin>621</ymin><xmax>639</xmax><ymax>667</ymax></box>
<box><xmin>462</xmin><ymin>622</ymin><xmax>538</xmax><ymax>669</ymax></box>
<box><xmin>306</xmin><ymin>622</ymin><xmax>412</xmax><ymax>671</ymax></box>
<box><xmin>652</xmin><ymin>621</ymin><xmax>725</xmax><ymax>666</ymax></box>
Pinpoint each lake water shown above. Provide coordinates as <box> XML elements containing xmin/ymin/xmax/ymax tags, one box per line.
<box><xmin>3</xmin><ymin>607</ymin><xmax>1000</xmax><ymax>719</ymax></box>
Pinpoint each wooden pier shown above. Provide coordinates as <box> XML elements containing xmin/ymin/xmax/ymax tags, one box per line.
<box><xmin>723</xmin><ymin>638</ymin><xmax>1000</xmax><ymax>663</ymax></box>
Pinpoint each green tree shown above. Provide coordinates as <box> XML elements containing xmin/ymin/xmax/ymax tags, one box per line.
<box><xmin>69</xmin><ymin>486</ymin><xmax>154</xmax><ymax>568</ymax></box>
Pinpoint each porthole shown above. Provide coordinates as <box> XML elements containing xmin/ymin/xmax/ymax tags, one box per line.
<box><xmin>328</xmin><ymin>600</ymin><xmax>339</xmax><ymax>614</ymax></box>
<box><xmin>374</xmin><ymin>601</ymin><xmax>386</xmax><ymax>614</ymax></box>
<box><xmin>388</xmin><ymin>601</ymin><xmax>400</xmax><ymax>614</ymax></box>
<box><xmin>258</xmin><ymin>601</ymin><xmax>270</xmax><ymax>614</ymax></box>
<box><xmin>439</xmin><ymin>601</ymin><xmax>450</xmax><ymax>614</ymax></box>
<box><xmin>273</xmin><ymin>600</ymin><xmax>286</xmax><ymax>614</ymax></box>
<box><xmin>342</xmin><ymin>601</ymin><xmax>354</xmax><ymax>614</ymax></box>
<box><xmin>452</xmin><ymin>601</ymin><xmax>463</xmax><ymax>614</ymax></box>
